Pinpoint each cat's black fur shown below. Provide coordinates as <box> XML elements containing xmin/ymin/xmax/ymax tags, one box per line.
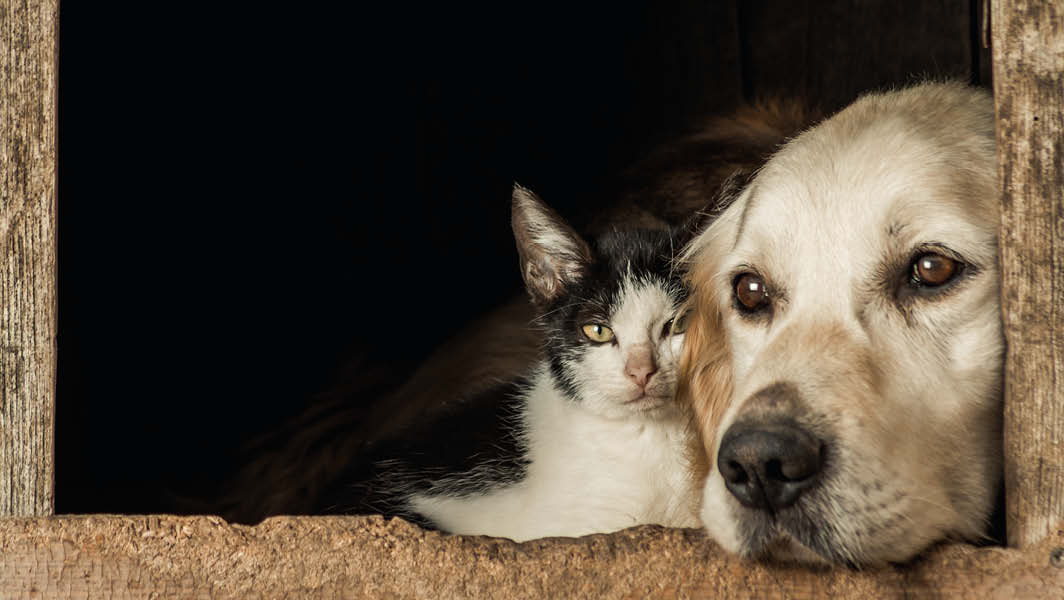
<box><xmin>316</xmin><ymin>378</ymin><xmax>530</xmax><ymax>527</ymax></box>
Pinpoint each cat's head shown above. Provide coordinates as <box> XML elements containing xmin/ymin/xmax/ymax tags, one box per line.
<box><xmin>512</xmin><ymin>184</ymin><xmax>696</xmax><ymax>420</ymax></box>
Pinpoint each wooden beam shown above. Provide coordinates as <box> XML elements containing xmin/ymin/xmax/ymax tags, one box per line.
<box><xmin>991</xmin><ymin>0</ymin><xmax>1064</xmax><ymax>548</ymax></box>
<box><xmin>0</xmin><ymin>0</ymin><xmax>59</xmax><ymax>516</ymax></box>
<box><xmin>0</xmin><ymin>516</ymin><xmax>1062</xmax><ymax>598</ymax></box>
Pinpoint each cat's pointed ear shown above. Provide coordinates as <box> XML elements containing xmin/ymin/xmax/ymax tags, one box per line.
<box><xmin>511</xmin><ymin>183</ymin><xmax>593</xmax><ymax>306</ymax></box>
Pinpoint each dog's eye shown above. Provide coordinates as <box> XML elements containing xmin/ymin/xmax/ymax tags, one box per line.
<box><xmin>910</xmin><ymin>253</ymin><xmax>960</xmax><ymax>287</ymax></box>
<box><xmin>734</xmin><ymin>273</ymin><xmax>770</xmax><ymax>312</ymax></box>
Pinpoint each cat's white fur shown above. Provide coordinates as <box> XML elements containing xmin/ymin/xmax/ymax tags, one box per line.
<box><xmin>409</xmin><ymin>279</ymin><xmax>700</xmax><ymax>541</ymax></box>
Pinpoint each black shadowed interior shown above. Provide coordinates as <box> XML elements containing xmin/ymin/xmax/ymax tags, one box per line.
<box><xmin>56</xmin><ymin>0</ymin><xmax>988</xmax><ymax>515</ymax></box>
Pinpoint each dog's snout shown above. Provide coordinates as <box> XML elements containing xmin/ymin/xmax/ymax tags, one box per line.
<box><xmin>718</xmin><ymin>420</ymin><xmax>823</xmax><ymax>511</ymax></box>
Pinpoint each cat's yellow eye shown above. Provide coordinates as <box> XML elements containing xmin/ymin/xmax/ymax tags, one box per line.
<box><xmin>581</xmin><ymin>323</ymin><xmax>615</xmax><ymax>343</ymax></box>
<box><xmin>671</xmin><ymin>310</ymin><xmax>691</xmax><ymax>335</ymax></box>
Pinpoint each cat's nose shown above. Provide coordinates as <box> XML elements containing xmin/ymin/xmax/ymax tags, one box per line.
<box><xmin>624</xmin><ymin>345</ymin><xmax>657</xmax><ymax>387</ymax></box>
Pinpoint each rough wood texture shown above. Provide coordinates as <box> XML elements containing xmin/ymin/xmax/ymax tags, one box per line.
<box><xmin>991</xmin><ymin>0</ymin><xmax>1064</xmax><ymax>548</ymax></box>
<box><xmin>0</xmin><ymin>516</ymin><xmax>1062</xmax><ymax>599</ymax></box>
<box><xmin>0</xmin><ymin>0</ymin><xmax>58</xmax><ymax>516</ymax></box>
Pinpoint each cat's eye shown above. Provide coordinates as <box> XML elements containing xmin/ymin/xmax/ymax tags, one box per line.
<box><xmin>581</xmin><ymin>323</ymin><xmax>615</xmax><ymax>343</ymax></box>
<box><xmin>734</xmin><ymin>272</ymin><xmax>770</xmax><ymax>313</ymax></box>
<box><xmin>664</xmin><ymin>310</ymin><xmax>691</xmax><ymax>336</ymax></box>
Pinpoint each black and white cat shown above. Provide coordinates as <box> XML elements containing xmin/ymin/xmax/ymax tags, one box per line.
<box><xmin>319</xmin><ymin>184</ymin><xmax>701</xmax><ymax>540</ymax></box>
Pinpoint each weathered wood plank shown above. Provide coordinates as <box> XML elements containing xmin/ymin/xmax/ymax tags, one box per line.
<box><xmin>0</xmin><ymin>0</ymin><xmax>59</xmax><ymax>516</ymax></box>
<box><xmin>991</xmin><ymin>0</ymin><xmax>1064</xmax><ymax>548</ymax></box>
<box><xmin>0</xmin><ymin>516</ymin><xmax>1061</xmax><ymax>599</ymax></box>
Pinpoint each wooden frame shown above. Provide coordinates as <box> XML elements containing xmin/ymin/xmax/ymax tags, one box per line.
<box><xmin>0</xmin><ymin>516</ymin><xmax>1060</xmax><ymax>598</ymax></box>
<box><xmin>0</xmin><ymin>0</ymin><xmax>57</xmax><ymax>518</ymax></box>
<box><xmin>992</xmin><ymin>0</ymin><xmax>1064</xmax><ymax>549</ymax></box>
<box><xmin>1</xmin><ymin>0</ymin><xmax>1062</xmax><ymax>595</ymax></box>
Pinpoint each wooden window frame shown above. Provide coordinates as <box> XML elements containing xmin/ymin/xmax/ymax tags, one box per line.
<box><xmin>1</xmin><ymin>0</ymin><xmax>1061</xmax><ymax>595</ymax></box>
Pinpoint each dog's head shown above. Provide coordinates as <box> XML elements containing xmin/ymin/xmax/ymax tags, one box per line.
<box><xmin>679</xmin><ymin>82</ymin><xmax>1002</xmax><ymax>566</ymax></box>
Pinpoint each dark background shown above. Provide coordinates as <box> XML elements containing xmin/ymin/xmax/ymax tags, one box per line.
<box><xmin>56</xmin><ymin>1</ymin><xmax>985</xmax><ymax>513</ymax></box>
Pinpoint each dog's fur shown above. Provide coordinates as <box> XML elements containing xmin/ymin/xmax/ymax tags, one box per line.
<box><xmin>679</xmin><ymin>82</ymin><xmax>1002</xmax><ymax>566</ymax></box>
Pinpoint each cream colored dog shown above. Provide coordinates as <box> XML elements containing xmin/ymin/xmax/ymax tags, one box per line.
<box><xmin>680</xmin><ymin>82</ymin><xmax>1002</xmax><ymax>566</ymax></box>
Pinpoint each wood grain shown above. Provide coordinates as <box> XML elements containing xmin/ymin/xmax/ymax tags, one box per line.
<box><xmin>0</xmin><ymin>515</ymin><xmax>1062</xmax><ymax>599</ymax></box>
<box><xmin>992</xmin><ymin>0</ymin><xmax>1064</xmax><ymax>549</ymax></box>
<box><xmin>0</xmin><ymin>0</ymin><xmax>58</xmax><ymax>516</ymax></box>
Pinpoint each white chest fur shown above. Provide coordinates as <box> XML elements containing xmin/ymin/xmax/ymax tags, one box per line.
<box><xmin>408</xmin><ymin>370</ymin><xmax>701</xmax><ymax>541</ymax></box>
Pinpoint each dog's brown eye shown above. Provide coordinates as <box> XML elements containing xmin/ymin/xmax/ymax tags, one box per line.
<box><xmin>735</xmin><ymin>273</ymin><xmax>770</xmax><ymax>312</ymax></box>
<box><xmin>912</xmin><ymin>253</ymin><xmax>958</xmax><ymax>286</ymax></box>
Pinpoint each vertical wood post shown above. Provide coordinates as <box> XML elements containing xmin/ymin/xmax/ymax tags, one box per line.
<box><xmin>0</xmin><ymin>0</ymin><xmax>59</xmax><ymax>516</ymax></box>
<box><xmin>991</xmin><ymin>0</ymin><xmax>1064</xmax><ymax>548</ymax></box>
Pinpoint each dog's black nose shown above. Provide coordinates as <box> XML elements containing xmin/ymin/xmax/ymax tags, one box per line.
<box><xmin>717</xmin><ymin>420</ymin><xmax>823</xmax><ymax>511</ymax></box>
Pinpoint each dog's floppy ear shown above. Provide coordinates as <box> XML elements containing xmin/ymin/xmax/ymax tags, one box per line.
<box><xmin>676</xmin><ymin>191</ymin><xmax>749</xmax><ymax>477</ymax></box>
<box><xmin>511</xmin><ymin>183</ymin><xmax>593</xmax><ymax>307</ymax></box>
<box><xmin>678</xmin><ymin>268</ymin><xmax>734</xmax><ymax>478</ymax></box>
<box><xmin>672</xmin><ymin>168</ymin><xmax>754</xmax><ymax>250</ymax></box>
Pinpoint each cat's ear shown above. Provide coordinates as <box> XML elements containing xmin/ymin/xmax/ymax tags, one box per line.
<box><xmin>511</xmin><ymin>183</ymin><xmax>593</xmax><ymax>306</ymax></box>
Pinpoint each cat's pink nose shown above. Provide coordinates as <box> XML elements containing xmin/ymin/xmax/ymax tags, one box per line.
<box><xmin>624</xmin><ymin>346</ymin><xmax>657</xmax><ymax>387</ymax></box>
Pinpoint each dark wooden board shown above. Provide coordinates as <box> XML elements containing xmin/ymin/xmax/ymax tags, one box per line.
<box><xmin>992</xmin><ymin>0</ymin><xmax>1064</xmax><ymax>548</ymax></box>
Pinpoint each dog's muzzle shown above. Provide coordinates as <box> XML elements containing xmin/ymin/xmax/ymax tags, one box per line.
<box><xmin>717</xmin><ymin>383</ymin><xmax>825</xmax><ymax>511</ymax></box>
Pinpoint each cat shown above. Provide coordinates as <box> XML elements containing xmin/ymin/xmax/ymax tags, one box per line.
<box><xmin>218</xmin><ymin>100</ymin><xmax>812</xmax><ymax>526</ymax></box>
<box><xmin>316</xmin><ymin>184</ymin><xmax>703</xmax><ymax>540</ymax></box>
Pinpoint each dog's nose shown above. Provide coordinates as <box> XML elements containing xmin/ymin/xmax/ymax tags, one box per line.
<box><xmin>717</xmin><ymin>420</ymin><xmax>823</xmax><ymax>511</ymax></box>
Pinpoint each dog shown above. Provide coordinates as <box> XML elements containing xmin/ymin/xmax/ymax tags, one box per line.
<box><xmin>679</xmin><ymin>82</ymin><xmax>1002</xmax><ymax>566</ymax></box>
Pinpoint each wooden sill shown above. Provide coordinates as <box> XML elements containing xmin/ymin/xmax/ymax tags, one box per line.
<box><xmin>1</xmin><ymin>515</ymin><xmax>1062</xmax><ymax>598</ymax></box>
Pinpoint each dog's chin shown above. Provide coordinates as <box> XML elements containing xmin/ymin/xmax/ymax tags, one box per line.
<box><xmin>718</xmin><ymin>494</ymin><xmax>948</xmax><ymax>568</ymax></box>
<box><xmin>725</xmin><ymin>506</ymin><xmax>844</xmax><ymax>567</ymax></box>
<box><xmin>704</xmin><ymin>475</ymin><xmax>870</xmax><ymax>567</ymax></box>
<box><xmin>759</xmin><ymin>535</ymin><xmax>834</xmax><ymax>566</ymax></box>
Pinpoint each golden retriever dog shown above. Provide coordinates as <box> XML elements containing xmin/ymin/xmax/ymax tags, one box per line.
<box><xmin>679</xmin><ymin>82</ymin><xmax>1001</xmax><ymax>566</ymax></box>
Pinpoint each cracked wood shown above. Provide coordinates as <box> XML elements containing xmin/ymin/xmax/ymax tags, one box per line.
<box><xmin>0</xmin><ymin>0</ymin><xmax>58</xmax><ymax>516</ymax></box>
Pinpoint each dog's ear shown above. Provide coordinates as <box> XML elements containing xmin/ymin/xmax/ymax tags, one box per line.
<box><xmin>676</xmin><ymin>193</ymin><xmax>748</xmax><ymax>474</ymax></box>
<box><xmin>511</xmin><ymin>183</ymin><xmax>593</xmax><ymax>307</ymax></box>
<box><xmin>673</xmin><ymin>168</ymin><xmax>755</xmax><ymax>250</ymax></box>
<box><xmin>677</xmin><ymin>263</ymin><xmax>735</xmax><ymax>475</ymax></box>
